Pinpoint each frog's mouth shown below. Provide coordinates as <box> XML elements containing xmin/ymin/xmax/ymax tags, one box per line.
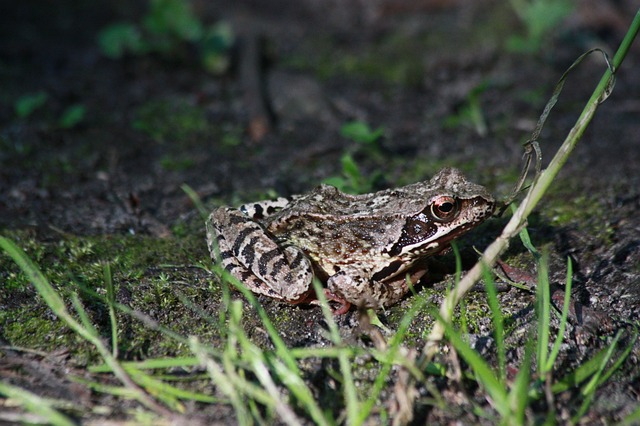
<box><xmin>431</xmin><ymin>220</ymin><xmax>485</xmax><ymax>251</ymax></box>
<box><xmin>403</xmin><ymin>230</ymin><xmax>462</xmax><ymax>258</ymax></box>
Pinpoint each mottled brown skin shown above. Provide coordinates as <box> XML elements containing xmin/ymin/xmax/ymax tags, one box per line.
<box><xmin>207</xmin><ymin>168</ymin><xmax>495</xmax><ymax>312</ymax></box>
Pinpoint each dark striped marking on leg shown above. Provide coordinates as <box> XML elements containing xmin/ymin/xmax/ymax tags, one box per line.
<box><xmin>258</xmin><ymin>248</ymin><xmax>281</xmax><ymax>277</ymax></box>
<box><xmin>240</xmin><ymin>235</ymin><xmax>260</xmax><ymax>266</ymax></box>
<box><xmin>232</xmin><ymin>226</ymin><xmax>260</xmax><ymax>255</ymax></box>
<box><xmin>270</xmin><ymin>257</ymin><xmax>288</xmax><ymax>278</ymax></box>
<box><xmin>288</xmin><ymin>250</ymin><xmax>305</xmax><ymax>270</ymax></box>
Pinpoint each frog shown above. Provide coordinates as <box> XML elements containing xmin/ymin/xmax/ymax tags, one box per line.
<box><xmin>206</xmin><ymin>167</ymin><xmax>495</xmax><ymax>314</ymax></box>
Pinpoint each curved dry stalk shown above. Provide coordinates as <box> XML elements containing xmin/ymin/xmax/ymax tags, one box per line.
<box><xmin>419</xmin><ymin>8</ymin><xmax>640</xmax><ymax>366</ymax></box>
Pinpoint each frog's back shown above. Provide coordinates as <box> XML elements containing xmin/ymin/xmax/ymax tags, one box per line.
<box><xmin>264</xmin><ymin>184</ymin><xmax>428</xmax><ymax>263</ymax></box>
<box><xmin>284</xmin><ymin>184</ymin><xmax>431</xmax><ymax>219</ymax></box>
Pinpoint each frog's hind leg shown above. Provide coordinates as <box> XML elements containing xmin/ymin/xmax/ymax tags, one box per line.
<box><xmin>209</xmin><ymin>240</ymin><xmax>286</xmax><ymax>301</ymax></box>
<box><xmin>206</xmin><ymin>208</ymin><xmax>315</xmax><ymax>304</ymax></box>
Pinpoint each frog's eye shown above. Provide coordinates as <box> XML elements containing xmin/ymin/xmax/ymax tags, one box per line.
<box><xmin>430</xmin><ymin>196</ymin><xmax>459</xmax><ymax>222</ymax></box>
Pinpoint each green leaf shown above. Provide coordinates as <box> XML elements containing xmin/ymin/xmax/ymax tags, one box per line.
<box><xmin>144</xmin><ymin>0</ymin><xmax>203</xmax><ymax>41</ymax></box>
<box><xmin>341</xmin><ymin>153</ymin><xmax>361</xmax><ymax>182</ymax></box>
<box><xmin>15</xmin><ymin>92</ymin><xmax>48</xmax><ymax>118</ymax></box>
<box><xmin>98</xmin><ymin>23</ymin><xmax>145</xmax><ymax>58</ymax></box>
<box><xmin>59</xmin><ymin>104</ymin><xmax>86</xmax><ymax>129</ymax></box>
<box><xmin>321</xmin><ymin>176</ymin><xmax>347</xmax><ymax>191</ymax></box>
<box><xmin>201</xmin><ymin>22</ymin><xmax>234</xmax><ymax>74</ymax></box>
<box><xmin>517</xmin><ymin>223</ymin><xmax>540</xmax><ymax>259</ymax></box>
<box><xmin>340</xmin><ymin>121</ymin><xmax>384</xmax><ymax>144</ymax></box>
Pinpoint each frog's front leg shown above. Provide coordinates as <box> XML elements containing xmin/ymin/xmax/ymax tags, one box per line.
<box><xmin>206</xmin><ymin>207</ymin><xmax>316</xmax><ymax>304</ymax></box>
<box><xmin>327</xmin><ymin>264</ymin><xmax>427</xmax><ymax>311</ymax></box>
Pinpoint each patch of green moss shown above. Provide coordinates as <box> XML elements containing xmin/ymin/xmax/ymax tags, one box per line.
<box><xmin>160</xmin><ymin>154</ymin><xmax>195</xmax><ymax>171</ymax></box>
<box><xmin>542</xmin><ymin>189</ymin><xmax>615</xmax><ymax>245</ymax></box>
<box><xmin>1</xmin><ymin>308</ymin><xmax>75</xmax><ymax>349</ymax></box>
<box><xmin>0</xmin><ymin>220</ymin><xmax>220</xmax><ymax>359</ymax></box>
<box><xmin>282</xmin><ymin>3</ymin><xmax>521</xmax><ymax>87</ymax></box>
<box><xmin>283</xmin><ymin>34</ymin><xmax>426</xmax><ymax>86</ymax></box>
<box><xmin>132</xmin><ymin>98</ymin><xmax>209</xmax><ymax>145</ymax></box>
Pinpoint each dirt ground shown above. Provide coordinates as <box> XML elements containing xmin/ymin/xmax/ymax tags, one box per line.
<box><xmin>1</xmin><ymin>0</ymin><xmax>639</xmax><ymax>424</ymax></box>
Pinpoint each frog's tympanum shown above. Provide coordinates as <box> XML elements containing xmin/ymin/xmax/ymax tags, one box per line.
<box><xmin>206</xmin><ymin>168</ymin><xmax>494</xmax><ymax>313</ymax></box>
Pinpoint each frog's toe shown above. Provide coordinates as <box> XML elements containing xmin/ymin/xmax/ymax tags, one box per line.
<box><xmin>324</xmin><ymin>289</ymin><xmax>352</xmax><ymax>315</ymax></box>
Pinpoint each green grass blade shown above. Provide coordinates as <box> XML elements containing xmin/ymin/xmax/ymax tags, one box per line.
<box><xmin>434</xmin><ymin>311</ymin><xmax>509</xmax><ymax>415</ymax></box>
<box><xmin>0</xmin><ymin>382</ymin><xmax>75</xmax><ymax>426</ymax></box>
<box><xmin>596</xmin><ymin>329</ymin><xmax>637</xmax><ymax>387</ymax></box>
<box><xmin>610</xmin><ymin>8</ymin><xmax>640</xmax><ymax>74</ymax></box>
<box><xmin>228</xmin><ymin>299</ymin><xmax>307</xmax><ymax>426</ymax></box>
<box><xmin>620</xmin><ymin>403</ymin><xmax>640</xmax><ymax>426</ymax></box>
<box><xmin>70</xmin><ymin>292</ymin><xmax>100</xmax><ymax>338</ymax></box>
<box><xmin>190</xmin><ymin>337</ymin><xmax>251</xmax><ymax>424</ymax></box>
<box><xmin>339</xmin><ymin>348</ymin><xmax>360</xmax><ymax>425</ymax></box>
<box><xmin>483</xmin><ymin>264</ymin><xmax>505</xmax><ymax>383</ymax></box>
<box><xmin>213</xmin><ymin>267</ymin><xmax>326</xmax><ymax>422</ymax></box>
<box><xmin>271</xmin><ymin>358</ymin><xmax>334</xmax><ymax>426</ymax></box>
<box><xmin>90</xmin><ymin>356</ymin><xmax>203</xmax><ymax>372</ymax></box>
<box><xmin>138</xmin><ymin>381</ymin><xmax>218</xmax><ymax>403</ymax></box>
<box><xmin>181</xmin><ymin>183</ymin><xmax>210</xmax><ymax>220</ymax></box>
<box><xmin>545</xmin><ymin>257</ymin><xmax>573</xmax><ymax>371</ymax></box>
<box><xmin>451</xmin><ymin>241</ymin><xmax>462</xmax><ymax>285</ymax></box>
<box><xmin>228</xmin><ymin>292</ymin><xmax>329</xmax><ymax>426</ymax></box>
<box><xmin>310</xmin><ymin>279</ymin><xmax>359</xmax><ymax>425</ymax></box>
<box><xmin>312</xmin><ymin>277</ymin><xmax>342</xmax><ymax>344</ymax></box>
<box><xmin>217</xmin><ymin>358</ymin><xmax>274</xmax><ymax>405</ymax></box>
<box><xmin>125</xmin><ymin>366</ymin><xmax>186</xmax><ymax>412</ymax></box>
<box><xmin>536</xmin><ymin>253</ymin><xmax>551</xmax><ymax>376</ymax></box>
<box><xmin>103</xmin><ymin>262</ymin><xmax>119</xmax><ymax>358</ymax></box>
<box><xmin>507</xmin><ymin>338</ymin><xmax>533</xmax><ymax>426</ymax></box>
<box><xmin>422</xmin><ymin>10</ymin><xmax>639</xmax><ymax>364</ymax></box>
<box><xmin>290</xmin><ymin>346</ymin><xmax>359</xmax><ymax>359</ymax></box>
<box><xmin>71</xmin><ymin>376</ymin><xmax>142</xmax><ymax>398</ymax></box>
<box><xmin>581</xmin><ymin>330</ymin><xmax>622</xmax><ymax>396</ymax></box>
<box><xmin>550</xmin><ymin>349</ymin><xmax>606</xmax><ymax>395</ymax></box>
<box><xmin>0</xmin><ymin>236</ymin><xmax>68</xmax><ymax>313</ymax></box>
<box><xmin>517</xmin><ymin>223</ymin><xmax>540</xmax><ymax>259</ymax></box>
<box><xmin>218</xmin><ymin>266</ymin><xmax>302</xmax><ymax>373</ymax></box>
<box><xmin>572</xmin><ymin>330</ymin><xmax>622</xmax><ymax>422</ymax></box>
<box><xmin>247</xmin><ymin>348</ymin><xmax>304</xmax><ymax>426</ymax></box>
<box><xmin>358</xmin><ymin>297</ymin><xmax>431</xmax><ymax>423</ymax></box>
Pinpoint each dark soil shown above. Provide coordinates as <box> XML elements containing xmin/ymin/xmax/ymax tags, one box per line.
<box><xmin>1</xmin><ymin>0</ymin><xmax>639</xmax><ymax>424</ymax></box>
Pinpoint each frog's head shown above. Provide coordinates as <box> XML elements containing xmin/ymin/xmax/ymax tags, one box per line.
<box><xmin>389</xmin><ymin>168</ymin><xmax>495</xmax><ymax>258</ymax></box>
